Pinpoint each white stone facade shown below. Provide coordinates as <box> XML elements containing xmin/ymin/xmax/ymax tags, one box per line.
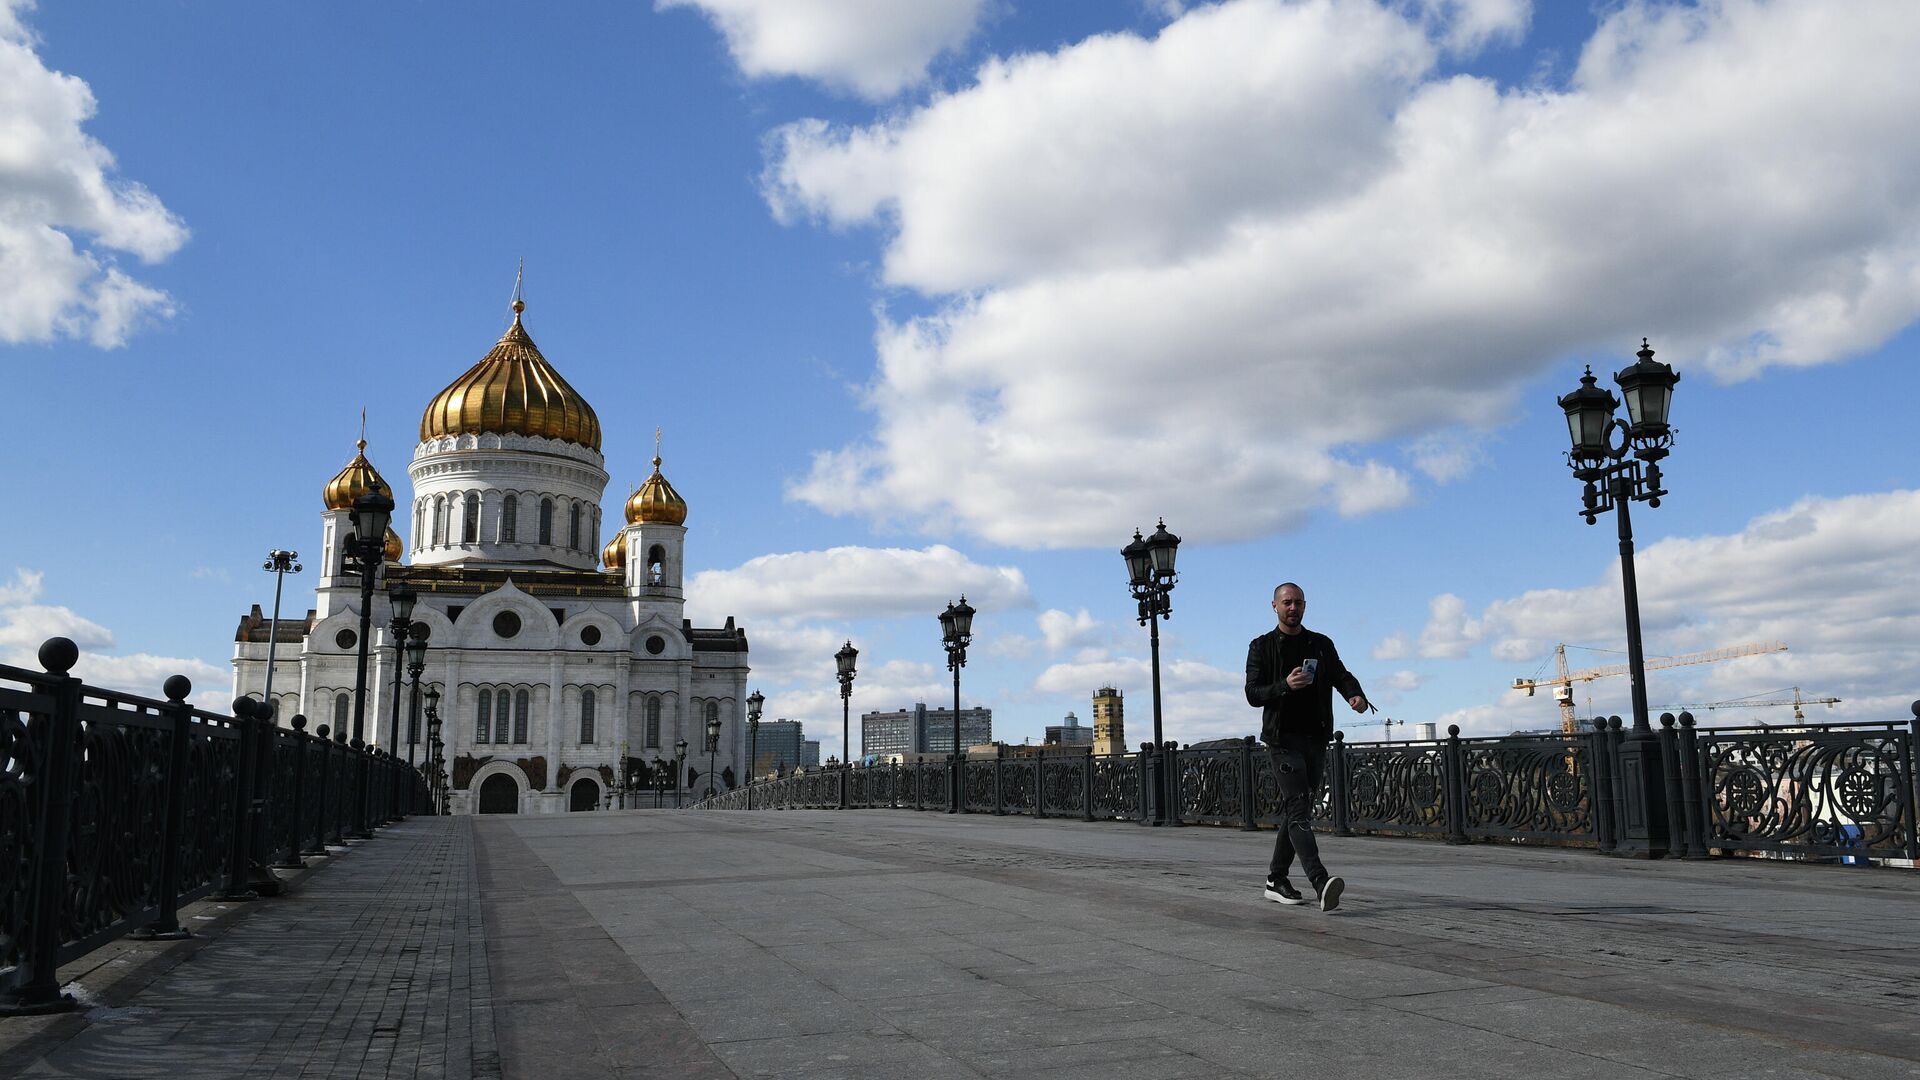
<box><xmin>230</xmin><ymin>313</ymin><xmax>748</xmax><ymax>815</ymax></box>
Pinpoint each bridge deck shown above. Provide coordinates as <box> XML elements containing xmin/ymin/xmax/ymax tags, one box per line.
<box><xmin>4</xmin><ymin>811</ymin><xmax>1916</xmax><ymax>1079</ymax></box>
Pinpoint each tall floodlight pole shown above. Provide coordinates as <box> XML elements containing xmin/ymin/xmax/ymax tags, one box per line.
<box><xmin>939</xmin><ymin>597</ymin><xmax>975</xmax><ymax>813</ymax></box>
<box><xmin>1558</xmin><ymin>340</ymin><xmax>1681</xmax><ymax>857</ymax></box>
<box><xmin>260</xmin><ymin>550</ymin><xmax>302</xmax><ymax>717</ymax></box>
<box><xmin>1123</xmin><ymin>520</ymin><xmax>1180</xmax><ymax>826</ymax></box>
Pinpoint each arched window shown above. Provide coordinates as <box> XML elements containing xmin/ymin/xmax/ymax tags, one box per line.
<box><xmin>514</xmin><ymin>690</ymin><xmax>530</xmax><ymax>743</ymax></box>
<box><xmin>501</xmin><ymin>494</ymin><xmax>517</xmax><ymax>542</ymax></box>
<box><xmin>462</xmin><ymin>492</ymin><xmax>479</xmax><ymax>543</ymax></box>
<box><xmin>539</xmin><ymin>499</ymin><xmax>553</xmax><ymax>545</ymax></box>
<box><xmin>647</xmin><ymin>545</ymin><xmax>666</xmax><ymax>586</ymax></box>
<box><xmin>477</xmin><ymin>689</ymin><xmax>492</xmax><ymax>743</ymax></box>
<box><xmin>645</xmin><ymin>697</ymin><xmax>661</xmax><ymax>748</ymax></box>
<box><xmin>496</xmin><ymin>691</ymin><xmax>512</xmax><ymax>745</ymax></box>
<box><xmin>580</xmin><ymin>689</ymin><xmax>596</xmax><ymax>744</ymax></box>
<box><xmin>333</xmin><ymin>692</ymin><xmax>349</xmax><ymax>731</ymax></box>
<box><xmin>431</xmin><ymin>496</ymin><xmax>446</xmax><ymax>546</ymax></box>
<box><xmin>414</xmin><ymin>502</ymin><xmax>424</xmax><ymax>547</ymax></box>
<box><xmin>568</xmin><ymin>503</ymin><xmax>581</xmax><ymax>551</ymax></box>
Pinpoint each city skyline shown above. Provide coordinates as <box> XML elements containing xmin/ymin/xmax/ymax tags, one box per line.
<box><xmin>2</xmin><ymin>0</ymin><xmax>1917</xmax><ymax>766</ymax></box>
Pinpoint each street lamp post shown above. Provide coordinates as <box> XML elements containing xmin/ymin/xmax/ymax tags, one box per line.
<box><xmin>1123</xmin><ymin>520</ymin><xmax>1181</xmax><ymax>826</ymax></box>
<box><xmin>674</xmin><ymin>738</ymin><xmax>688</xmax><ymax>808</ymax></box>
<box><xmin>404</xmin><ymin>633</ymin><xmax>427</xmax><ymax>770</ymax></box>
<box><xmin>260</xmin><ymin>550</ymin><xmax>302</xmax><ymax>716</ymax></box>
<box><xmin>385</xmin><ymin>585</ymin><xmax>417</xmax><ymax>761</ymax></box>
<box><xmin>705</xmin><ymin>712</ymin><xmax>721</xmax><ymax>799</ymax></box>
<box><xmin>346</xmin><ymin>492</ymin><xmax>394</xmax><ymax>837</ymax></box>
<box><xmin>1558</xmin><ymin>339</ymin><xmax>1681</xmax><ymax>858</ymax></box>
<box><xmin>653</xmin><ymin>758</ymin><xmax>669</xmax><ymax>809</ymax></box>
<box><xmin>835</xmin><ymin>641</ymin><xmax>858</xmax><ymax>767</ymax></box>
<box><xmin>746</xmin><ymin>690</ymin><xmax>764</xmax><ymax>810</ymax></box>
<box><xmin>938</xmin><ymin>597</ymin><xmax>975</xmax><ymax>813</ymax></box>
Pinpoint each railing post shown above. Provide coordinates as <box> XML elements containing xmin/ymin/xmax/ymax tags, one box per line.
<box><xmin>1904</xmin><ymin>702</ymin><xmax>1919</xmax><ymax>863</ymax></box>
<box><xmin>135</xmin><ymin>675</ymin><xmax>198</xmax><ymax>941</ymax></box>
<box><xmin>1137</xmin><ymin>742</ymin><xmax>1152</xmax><ymax>824</ymax></box>
<box><xmin>1443</xmin><ymin>724</ymin><xmax>1468</xmax><ymax>845</ymax></box>
<box><xmin>1081</xmin><ymin>751</ymin><xmax>1094</xmax><ymax>822</ymax></box>
<box><xmin>310</xmin><ymin>725</ymin><xmax>335</xmax><ymax>852</ymax></box>
<box><xmin>1604</xmin><ymin>717</ymin><xmax>1627</xmax><ymax>854</ymax></box>
<box><xmin>1657</xmin><ymin>715</ymin><xmax>1689</xmax><ymax>859</ymax></box>
<box><xmin>1330</xmin><ymin>731</ymin><xmax>1351</xmax><ymax>837</ymax></box>
<box><xmin>220</xmin><ymin>698</ymin><xmax>261</xmax><ymax>900</ymax></box>
<box><xmin>1676</xmin><ymin>712</ymin><xmax>1708</xmax><ymax>859</ymax></box>
<box><xmin>1033</xmin><ymin>745</ymin><xmax>1045</xmax><ymax>819</ymax></box>
<box><xmin>1239</xmin><ymin>736</ymin><xmax>1258</xmax><ymax>831</ymax></box>
<box><xmin>278</xmin><ymin>716</ymin><xmax>309</xmax><ymax>868</ymax></box>
<box><xmin>1588</xmin><ymin>720</ymin><xmax>1615</xmax><ymax>854</ymax></box>
<box><xmin>992</xmin><ymin>744</ymin><xmax>1005</xmax><ymax>815</ymax></box>
<box><xmin>1164</xmin><ymin>743</ymin><xmax>1185</xmax><ymax>827</ymax></box>
<box><xmin>2</xmin><ymin>638</ymin><xmax>85</xmax><ymax>1015</ymax></box>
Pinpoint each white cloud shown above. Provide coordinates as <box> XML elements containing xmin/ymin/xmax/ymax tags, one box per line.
<box><xmin>1382</xmin><ymin>669</ymin><xmax>1422</xmax><ymax>692</ymax></box>
<box><xmin>0</xmin><ymin>567</ymin><xmax>226</xmax><ymax>711</ymax></box>
<box><xmin>0</xmin><ymin>1</ymin><xmax>187</xmax><ymax>348</ymax></box>
<box><xmin>1372</xmin><ymin>631</ymin><xmax>1410</xmax><ymax>661</ymax></box>
<box><xmin>1032</xmin><ymin>653</ymin><xmax>1250</xmax><ymax>745</ymax></box>
<box><xmin>687</xmin><ymin>543</ymin><xmax>1030</xmax><ymax>623</ymax></box>
<box><xmin>1413</xmin><ymin>0</ymin><xmax>1529</xmax><ymax>54</ymax></box>
<box><xmin>657</xmin><ymin>0</ymin><xmax>992</xmax><ymax>100</ymax></box>
<box><xmin>1427</xmin><ymin>490</ymin><xmax>1920</xmax><ymax>733</ymax></box>
<box><xmin>770</xmin><ymin>0</ymin><xmax>1920</xmax><ymax>547</ymax></box>
<box><xmin>1036</xmin><ymin>607</ymin><xmax>1106</xmax><ymax>652</ymax></box>
<box><xmin>1416</xmin><ymin>592</ymin><xmax>1481</xmax><ymax>658</ymax></box>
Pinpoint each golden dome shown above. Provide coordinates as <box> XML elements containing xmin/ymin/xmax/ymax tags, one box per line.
<box><xmin>323</xmin><ymin>439</ymin><xmax>393</xmax><ymax>511</ymax></box>
<box><xmin>625</xmin><ymin>455</ymin><xmax>688</xmax><ymax>525</ymax></box>
<box><xmin>602</xmin><ymin>532</ymin><xmax>626</xmax><ymax>572</ymax></box>
<box><xmin>383</xmin><ymin>526</ymin><xmax>403</xmax><ymax>563</ymax></box>
<box><xmin>418</xmin><ymin>299</ymin><xmax>602</xmax><ymax>451</ymax></box>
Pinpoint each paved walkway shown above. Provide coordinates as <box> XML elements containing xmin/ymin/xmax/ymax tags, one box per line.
<box><xmin>5</xmin><ymin>811</ymin><xmax>1918</xmax><ymax>1079</ymax></box>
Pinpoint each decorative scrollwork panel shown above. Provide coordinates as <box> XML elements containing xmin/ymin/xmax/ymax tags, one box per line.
<box><xmin>1699</xmin><ymin>729</ymin><xmax>1914</xmax><ymax>857</ymax></box>
<box><xmin>1460</xmin><ymin>739</ymin><xmax>1593</xmax><ymax>843</ymax></box>
<box><xmin>1090</xmin><ymin>755</ymin><xmax>1141</xmax><ymax>821</ymax></box>
<box><xmin>1343</xmin><ymin>745</ymin><xmax>1448</xmax><ymax>835</ymax></box>
<box><xmin>1040</xmin><ymin>759</ymin><xmax>1086</xmax><ymax>814</ymax></box>
<box><xmin>1175</xmin><ymin>750</ymin><xmax>1244</xmax><ymax>826</ymax></box>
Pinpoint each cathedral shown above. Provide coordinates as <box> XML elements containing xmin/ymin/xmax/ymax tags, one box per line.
<box><xmin>231</xmin><ymin>294</ymin><xmax>750</xmax><ymax>814</ymax></box>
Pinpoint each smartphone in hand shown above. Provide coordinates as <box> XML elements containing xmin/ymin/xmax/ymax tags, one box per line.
<box><xmin>1302</xmin><ymin>658</ymin><xmax>1319</xmax><ymax>684</ymax></box>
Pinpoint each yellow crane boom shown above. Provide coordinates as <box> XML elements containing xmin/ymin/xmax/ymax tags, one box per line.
<box><xmin>1512</xmin><ymin>641</ymin><xmax>1788</xmax><ymax>735</ymax></box>
<box><xmin>1658</xmin><ymin>687</ymin><xmax>1838</xmax><ymax>722</ymax></box>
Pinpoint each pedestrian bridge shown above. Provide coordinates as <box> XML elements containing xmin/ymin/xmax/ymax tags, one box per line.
<box><xmin>3</xmin><ymin>810</ymin><xmax>1915</xmax><ymax>1079</ymax></box>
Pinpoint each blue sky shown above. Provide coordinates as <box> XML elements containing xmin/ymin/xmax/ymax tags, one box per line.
<box><xmin>3</xmin><ymin>0</ymin><xmax>1916</xmax><ymax>757</ymax></box>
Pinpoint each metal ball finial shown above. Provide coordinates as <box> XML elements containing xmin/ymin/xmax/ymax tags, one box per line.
<box><xmin>163</xmin><ymin>675</ymin><xmax>192</xmax><ymax>702</ymax></box>
<box><xmin>39</xmin><ymin>637</ymin><xmax>78</xmax><ymax>675</ymax></box>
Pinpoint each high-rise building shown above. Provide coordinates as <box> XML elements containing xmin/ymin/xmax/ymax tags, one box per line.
<box><xmin>1092</xmin><ymin>686</ymin><xmax>1125</xmax><ymax>756</ymax></box>
<box><xmin>802</xmin><ymin>739</ymin><xmax>821</xmax><ymax>767</ymax></box>
<box><xmin>755</xmin><ymin>720</ymin><xmax>805</xmax><ymax>774</ymax></box>
<box><xmin>861</xmin><ymin>703</ymin><xmax>993</xmax><ymax>758</ymax></box>
<box><xmin>1045</xmin><ymin>710</ymin><xmax>1093</xmax><ymax>746</ymax></box>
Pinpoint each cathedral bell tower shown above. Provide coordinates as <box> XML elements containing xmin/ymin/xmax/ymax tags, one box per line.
<box><xmin>614</xmin><ymin>432</ymin><xmax>689</xmax><ymax>624</ymax></box>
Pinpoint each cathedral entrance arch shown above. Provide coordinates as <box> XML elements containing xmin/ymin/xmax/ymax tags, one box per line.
<box><xmin>477</xmin><ymin>773</ymin><xmax>520</xmax><ymax>814</ymax></box>
<box><xmin>569</xmin><ymin>777</ymin><xmax>601</xmax><ymax>812</ymax></box>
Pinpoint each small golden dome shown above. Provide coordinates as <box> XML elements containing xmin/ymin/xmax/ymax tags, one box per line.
<box><xmin>602</xmin><ymin>532</ymin><xmax>626</xmax><ymax>572</ymax></box>
<box><xmin>323</xmin><ymin>439</ymin><xmax>394</xmax><ymax>511</ymax></box>
<box><xmin>418</xmin><ymin>300</ymin><xmax>602</xmax><ymax>451</ymax></box>
<box><xmin>383</xmin><ymin>526</ymin><xmax>403</xmax><ymax>563</ymax></box>
<box><xmin>625</xmin><ymin>455</ymin><xmax>688</xmax><ymax>525</ymax></box>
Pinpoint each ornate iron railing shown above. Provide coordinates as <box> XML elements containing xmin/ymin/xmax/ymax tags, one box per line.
<box><xmin>1</xmin><ymin>637</ymin><xmax>431</xmax><ymax>1015</ymax></box>
<box><xmin>695</xmin><ymin>705</ymin><xmax>1920</xmax><ymax>870</ymax></box>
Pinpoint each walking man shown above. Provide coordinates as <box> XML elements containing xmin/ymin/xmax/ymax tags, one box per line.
<box><xmin>1245</xmin><ymin>582</ymin><xmax>1368</xmax><ymax>911</ymax></box>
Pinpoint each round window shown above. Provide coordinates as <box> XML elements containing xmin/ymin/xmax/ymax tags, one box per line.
<box><xmin>581</xmin><ymin>625</ymin><xmax>602</xmax><ymax>647</ymax></box>
<box><xmin>409</xmin><ymin>621</ymin><xmax>431</xmax><ymax>642</ymax></box>
<box><xmin>334</xmin><ymin>629</ymin><xmax>356</xmax><ymax>650</ymax></box>
<box><xmin>493</xmin><ymin>611</ymin><xmax>522</xmax><ymax>639</ymax></box>
<box><xmin>645</xmin><ymin>635</ymin><xmax>666</xmax><ymax>655</ymax></box>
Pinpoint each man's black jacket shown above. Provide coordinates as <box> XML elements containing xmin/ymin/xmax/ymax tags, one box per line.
<box><xmin>1244</xmin><ymin>627</ymin><xmax>1365</xmax><ymax>744</ymax></box>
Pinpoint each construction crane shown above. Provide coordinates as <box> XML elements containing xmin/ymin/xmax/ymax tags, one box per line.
<box><xmin>1657</xmin><ymin>687</ymin><xmax>1840</xmax><ymax>723</ymax></box>
<box><xmin>1512</xmin><ymin>641</ymin><xmax>1788</xmax><ymax>736</ymax></box>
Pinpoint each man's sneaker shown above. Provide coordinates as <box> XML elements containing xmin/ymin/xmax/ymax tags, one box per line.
<box><xmin>1264</xmin><ymin>878</ymin><xmax>1307</xmax><ymax>905</ymax></box>
<box><xmin>1318</xmin><ymin>876</ymin><xmax>1345</xmax><ymax>912</ymax></box>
